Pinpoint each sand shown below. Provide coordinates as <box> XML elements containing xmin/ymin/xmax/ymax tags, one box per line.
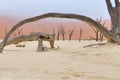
<box><xmin>0</xmin><ymin>40</ymin><xmax>120</xmax><ymax>80</ymax></box>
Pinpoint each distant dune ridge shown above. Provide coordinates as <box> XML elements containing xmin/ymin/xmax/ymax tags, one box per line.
<box><xmin>0</xmin><ymin>15</ymin><xmax>111</xmax><ymax>40</ymax></box>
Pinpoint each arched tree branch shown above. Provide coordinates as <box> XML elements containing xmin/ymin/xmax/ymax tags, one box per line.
<box><xmin>0</xmin><ymin>12</ymin><xmax>120</xmax><ymax>53</ymax></box>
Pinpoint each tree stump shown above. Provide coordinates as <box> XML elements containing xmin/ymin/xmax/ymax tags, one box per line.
<box><xmin>36</xmin><ymin>38</ymin><xmax>43</xmax><ymax>52</ymax></box>
<box><xmin>49</xmin><ymin>41</ymin><xmax>54</xmax><ymax>48</ymax></box>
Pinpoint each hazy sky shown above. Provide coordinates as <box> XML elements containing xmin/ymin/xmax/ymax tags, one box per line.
<box><xmin>0</xmin><ymin>0</ymin><xmax>114</xmax><ymax>19</ymax></box>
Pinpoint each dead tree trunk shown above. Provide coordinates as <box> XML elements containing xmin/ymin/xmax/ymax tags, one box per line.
<box><xmin>60</xmin><ymin>24</ymin><xmax>65</xmax><ymax>41</ymax></box>
<box><xmin>100</xmin><ymin>33</ymin><xmax>104</xmax><ymax>41</ymax></box>
<box><xmin>17</xmin><ymin>28</ymin><xmax>23</xmax><ymax>37</ymax></box>
<box><xmin>79</xmin><ymin>27</ymin><xmax>83</xmax><ymax>42</ymax></box>
<box><xmin>5</xmin><ymin>32</ymin><xmax>55</xmax><ymax>48</ymax></box>
<box><xmin>89</xmin><ymin>24</ymin><xmax>99</xmax><ymax>41</ymax></box>
<box><xmin>68</xmin><ymin>28</ymin><xmax>74</xmax><ymax>41</ymax></box>
<box><xmin>49</xmin><ymin>40</ymin><xmax>54</xmax><ymax>48</ymax></box>
<box><xmin>36</xmin><ymin>38</ymin><xmax>43</xmax><ymax>52</ymax></box>
<box><xmin>57</xmin><ymin>27</ymin><xmax>61</xmax><ymax>41</ymax></box>
<box><xmin>0</xmin><ymin>12</ymin><xmax>120</xmax><ymax>53</ymax></box>
<box><xmin>106</xmin><ymin>0</ymin><xmax>120</xmax><ymax>41</ymax></box>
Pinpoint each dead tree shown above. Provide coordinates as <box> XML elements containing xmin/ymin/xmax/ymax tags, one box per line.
<box><xmin>105</xmin><ymin>0</ymin><xmax>120</xmax><ymax>43</ymax></box>
<box><xmin>52</xmin><ymin>27</ymin><xmax>55</xmax><ymax>35</ymax></box>
<box><xmin>89</xmin><ymin>24</ymin><xmax>99</xmax><ymax>41</ymax></box>
<box><xmin>17</xmin><ymin>28</ymin><xmax>23</xmax><ymax>37</ymax></box>
<box><xmin>1</xmin><ymin>6</ymin><xmax>120</xmax><ymax>53</ymax></box>
<box><xmin>89</xmin><ymin>18</ymin><xmax>100</xmax><ymax>41</ymax></box>
<box><xmin>100</xmin><ymin>33</ymin><xmax>104</xmax><ymax>41</ymax></box>
<box><xmin>96</xmin><ymin>17</ymin><xmax>105</xmax><ymax>41</ymax></box>
<box><xmin>51</xmin><ymin>27</ymin><xmax>56</xmax><ymax>40</ymax></box>
<box><xmin>4</xmin><ymin>27</ymin><xmax>8</xmax><ymax>36</ymax></box>
<box><xmin>11</xmin><ymin>28</ymin><xmax>23</xmax><ymax>38</ymax></box>
<box><xmin>79</xmin><ymin>27</ymin><xmax>83</xmax><ymax>42</ymax></box>
<box><xmin>60</xmin><ymin>24</ymin><xmax>65</xmax><ymax>41</ymax></box>
<box><xmin>12</xmin><ymin>32</ymin><xmax>17</xmax><ymax>38</ymax></box>
<box><xmin>68</xmin><ymin>28</ymin><xmax>75</xmax><ymax>41</ymax></box>
<box><xmin>89</xmin><ymin>17</ymin><xmax>105</xmax><ymax>41</ymax></box>
<box><xmin>57</xmin><ymin>27</ymin><xmax>61</xmax><ymax>41</ymax></box>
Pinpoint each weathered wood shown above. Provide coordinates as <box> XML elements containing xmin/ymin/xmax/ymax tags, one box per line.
<box><xmin>106</xmin><ymin>0</ymin><xmax>120</xmax><ymax>40</ymax></box>
<box><xmin>16</xmin><ymin>44</ymin><xmax>25</xmax><ymax>47</ymax></box>
<box><xmin>100</xmin><ymin>33</ymin><xmax>104</xmax><ymax>41</ymax></box>
<box><xmin>1</xmin><ymin>12</ymin><xmax>120</xmax><ymax>53</ymax></box>
<box><xmin>36</xmin><ymin>38</ymin><xmax>43</xmax><ymax>52</ymax></box>
<box><xmin>49</xmin><ymin>41</ymin><xmax>54</xmax><ymax>48</ymax></box>
<box><xmin>5</xmin><ymin>32</ymin><xmax>55</xmax><ymax>48</ymax></box>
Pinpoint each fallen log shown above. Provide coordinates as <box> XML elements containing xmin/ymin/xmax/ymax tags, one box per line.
<box><xmin>5</xmin><ymin>32</ymin><xmax>55</xmax><ymax>48</ymax></box>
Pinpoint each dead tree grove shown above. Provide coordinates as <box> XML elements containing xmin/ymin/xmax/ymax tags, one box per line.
<box><xmin>0</xmin><ymin>0</ymin><xmax>120</xmax><ymax>53</ymax></box>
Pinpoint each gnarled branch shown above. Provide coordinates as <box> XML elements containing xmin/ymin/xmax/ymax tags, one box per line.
<box><xmin>0</xmin><ymin>12</ymin><xmax>120</xmax><ymax>53</ymax></box>
<box><xmin>6</xmin><ymin>32</ymin><xmax>55</xmax><ymax>48</ymax></box>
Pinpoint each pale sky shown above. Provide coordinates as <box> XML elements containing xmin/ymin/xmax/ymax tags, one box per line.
<box><xmin>0</xmin><ymin>0</ymin><xmax>114</xmax><ymax>19</ymax></box>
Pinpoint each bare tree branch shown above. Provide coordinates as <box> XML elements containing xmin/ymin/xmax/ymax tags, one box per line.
<box><xmin>0</xmin><ymin>12</ymin><xmax>120</xmax><ymax>53</ymax></box>
<box><xmin>115</xmin><ymin>0</ymin><xmax>120</xmax><ymax>7</ymax></box>
<box><xmin>57</xmin><ymin>26</ymin><xmax>61</xmax><ymax>41</ymax></box>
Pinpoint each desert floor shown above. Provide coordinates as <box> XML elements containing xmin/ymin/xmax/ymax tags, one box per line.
<box><xmin>0</xmin><ymin>40</ymin><xmax>120</xmax><ymax>80</ymax></box>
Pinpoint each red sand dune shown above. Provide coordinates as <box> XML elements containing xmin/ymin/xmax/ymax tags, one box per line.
<box><xmin>0</xmin><ymin>15</ymin><xmax>111</xmax><ymax>40</ymax></box>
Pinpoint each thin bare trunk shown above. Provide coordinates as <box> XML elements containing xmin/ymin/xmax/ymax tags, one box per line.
<box><xmin>106</xmin><ymin>0</ymin><xmax>120</xmax><ymax>40</ymax></box>
<box><xmin>68</xmin><ymin>28</ymin><xmax>74</xmax><ymax>41</ymax></box>
<box><xmin>79</xmin><ymin>28</ymin><xmax>83</xmax><ymax>42</ymax></box>
<box><xmin>57</xmin><ymin>27</ymin><xmax>61</xmax><ymax>41</ymax></box>
<box><xmin>5</xmin><ymin>27</ymin><xmax>8</xmax><ymax>36</ymax></box>
<box><xmin>60</xmin><ymin>24</ymin><xmax>65</xmax><ymax>41</ymax></box>
<box><xmin>100</xmin><ymin>33</ymin><xmax>104</xmax><ymax>41</ymax></box>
